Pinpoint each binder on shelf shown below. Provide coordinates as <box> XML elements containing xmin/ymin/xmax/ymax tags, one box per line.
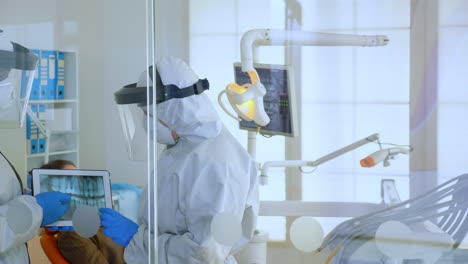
<box><xmin>44</xmin><ymin>50</ymin><xmax>57</xmax><ymax>100</ymax></box>
<box><xmin>28</xmin><ymin>105</ymin><xmax>39</xmax><ymax>154</ymax></box>
<box><xmin>56</xmin><ymin>51</ymin><xmax>65</xmax><ymax>100</ymax></box>
<box><xmin>37</xmin><ymin>50</ymin><xmax>49</xmax><ymax>100</ymax></box>
<box><xmin>38</xmin><ymin>104</ymin><xmax>47</xmax><ymax>153</ymax></box>
<box><xmin>47</xmin><ymin>50</ymin><xmax>57</xmax><ymax>100</ymax></box>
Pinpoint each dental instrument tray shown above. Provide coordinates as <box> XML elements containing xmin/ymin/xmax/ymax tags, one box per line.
<box><xmin>31</xmin><ymin>169</ymin><xmax>112</xmax><ymax>227</ymax></box>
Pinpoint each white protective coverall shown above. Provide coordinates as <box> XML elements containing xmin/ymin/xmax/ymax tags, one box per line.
<box><xmin>0</xmin><ymin>152</ymin><xmax>43</xmax><ymax>264</ymax></box>
<box><xmin>124</xmin><ymin>57</ymin><xmax>259</xmax><ymax>264</ymax></box>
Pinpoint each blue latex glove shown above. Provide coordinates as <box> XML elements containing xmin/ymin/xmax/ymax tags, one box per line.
<box><xmin>99</xmin><ymin>208</ymin><xmax>138</xmax><ymax>247</ymax></box>
<box><xmin>35</xmin><ymin>192</ymin><xmax>71</xmax><ymax>226</ymax></box>
<box><xmin>47</xmin><ymin>226</ymin><xmax>74</xmax><ymax>232</ymax></box>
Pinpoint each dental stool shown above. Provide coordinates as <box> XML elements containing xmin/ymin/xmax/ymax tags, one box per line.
<box><xmin>319</xmin><ymin>173</ymin><xmax>468</xmax><ymax>264</ymax></box>
<box><xmin>40</xmin><ymin>229</ymin><xmax>70</xmax><ymax>264</ymax></box>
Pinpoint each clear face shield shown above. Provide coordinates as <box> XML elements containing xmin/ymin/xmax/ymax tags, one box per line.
<box><xmin>116</xmin><ymin>102</ymin><xmax>149</xmax><ymax>161</ymax></box>
<box><xmin>0</xmin><ymin>39</ymin><xmax>38</xmax><ymax>128</ymax></box>
<box><xmin>114</xmin><ymin>66</ymin><xmax>209</xmax><ymax>161</ymax></box>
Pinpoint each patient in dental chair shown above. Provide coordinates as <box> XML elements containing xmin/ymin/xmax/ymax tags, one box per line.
<box><xmin>39</xmin><ymin>160</ymin><xmax>125</xmax><ymax>264</ymax></box>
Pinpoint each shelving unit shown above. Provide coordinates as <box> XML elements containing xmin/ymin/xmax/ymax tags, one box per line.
<box><xmin>26</xmin><ymin>50</ymin><xmax>80</xmax><ymax>172</ymax></box>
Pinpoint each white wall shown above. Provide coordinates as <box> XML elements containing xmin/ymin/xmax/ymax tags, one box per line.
<box><xmin>56</xmin><ymin>0</ymin><xmax>107</xmax><ymax>173</ymax></box>
<box><xmin>101</xmin><ymin>0</ymin><xmax>148</xmax><ymax>187</ymax></box>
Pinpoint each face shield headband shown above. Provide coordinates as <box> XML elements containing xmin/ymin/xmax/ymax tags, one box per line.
<box><xmin>0</xmin><ymin>42</ymin><xmax>39</xmax><ymax>72</ymax></box>
<box><xmin>114</xmin><ymin>66</ymin><xmax>210</xmax><ymax>106</ymax></box>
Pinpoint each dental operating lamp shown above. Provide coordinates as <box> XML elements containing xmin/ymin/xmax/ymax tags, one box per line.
<box><xmin>219</xmin><ymin>29</ymin><xmax>388</xmax><ymax>129</ymax></box>
<box><xmin>218</xmin><ymin>29</ymin><xmax>399</xmax><ymax>185</ymax></box>
<box><xmin>219</xmin><ymin>29</ymin><xmax>389</xmax><ymax>160</ymax></box>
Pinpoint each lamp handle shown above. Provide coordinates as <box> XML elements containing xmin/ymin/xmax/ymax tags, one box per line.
<box><xmin>218</xmin><ymin>89</ymin><xmax>242</xmax><ymax>121</ymax></box>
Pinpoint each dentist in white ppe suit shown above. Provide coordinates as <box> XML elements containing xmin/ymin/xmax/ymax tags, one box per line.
<box><xmin>0</xmin><ymin>38</ymin><xmax>72</xmax><ymax>264</ymax></box>
<box><xmin>110</xmin><ymin>57</ymin><xmax>259</xmax><ymax>263</ymax></box>
<box><xmin>0</xmin><ymin>151</ymin><xmax>42</xmax><ymax>264</ymax></box>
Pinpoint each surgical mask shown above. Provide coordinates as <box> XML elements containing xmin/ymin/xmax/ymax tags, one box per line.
<box><xmin>141</xmin><ymin>113</ymin><xmax>177</xmax><ymax>145</ymax></box>
<box><xmin>157</xmin><ymin>121</ymin><xmax>177</xmax><ymax>145</ymax></box>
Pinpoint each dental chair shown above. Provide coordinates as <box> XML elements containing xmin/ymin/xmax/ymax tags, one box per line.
<box><xmin>40</xmin><ymin>229</ymin><xmax>70</xmax><ymax>264</ymax></box>
<box><xmin>319</xmin><ymin>173</ymin><xmax>468</xmax><ymax>264</ymax></box>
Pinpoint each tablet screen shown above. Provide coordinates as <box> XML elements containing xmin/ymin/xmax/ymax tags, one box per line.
<box><xmin>39</xmin><ymin>174</ymin><xmax>106</xmax><ymax>220</ymax></box>
<box><xmin>32</xmin><ymin>169</ymin><xmax>112</xmax><ymax>226</ymax></box>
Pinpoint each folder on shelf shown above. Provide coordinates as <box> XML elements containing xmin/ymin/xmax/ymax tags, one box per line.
<box><xmin>28</xmin><ymin>104</ymin><xmax>39</xmax><ymax>154</ymax></box>
<box><xmin>45</xmin><ymin>50</ymin><xmax>57</xmax><ymax>100</ymax></box>
<box><xmin>57</xmin><ymin>51</ymin><xmax>65</xmax><ymax>100</ymax></box>
<box><xmin>36</xmin><ymin>50</ymin><xmax>49</xmax><ymax>100</ymax></box>
<box><xmin>38</xmin><ymin>104</ymin><xmax>47</xmax><ymax>153</ymax></box>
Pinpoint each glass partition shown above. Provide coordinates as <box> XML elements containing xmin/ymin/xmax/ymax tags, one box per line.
<box><xmin>2</xmin><ymin>0</ymin><xmax>468</xmax><ymax>263</ymax></box>
<box><xmin>1</xmin><ymin>0</ymin><xmax>157</xmax><ymax>263</ymax></box>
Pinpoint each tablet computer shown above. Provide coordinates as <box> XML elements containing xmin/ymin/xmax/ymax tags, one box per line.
<box><xmin>32</xmin><ymin>169</ymin><xmax>112</xmax><ymax>227</ymax></box>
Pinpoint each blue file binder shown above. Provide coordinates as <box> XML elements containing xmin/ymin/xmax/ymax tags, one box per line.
<box><xmin>42</xmin><ymin>50</ymin><xmax>57</xmax><ymax>100</ymax></box>
<box><xmin>37</xmin><ymin>51</ymin><xmax>49</xmax><ymax>100</ymax></box>
<box><xmin>29</xmin><ymin>105</ymin><xmax>39</xmax><ymax>154</ymax></box>
<box><xmin>38</xmin><ymin>104</ymin><xmax>47</xmax><ymax>153</ymax></box>
<box><xmin>57</xmin><ymin>51</ymin><xmax>65</xmax><ymax>99</ymax></box>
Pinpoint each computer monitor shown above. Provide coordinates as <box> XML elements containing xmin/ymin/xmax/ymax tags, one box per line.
<box><xmin>233</xmin><ymin>63</ymin><xmax>298</xmax><ymax>137</ymax></box>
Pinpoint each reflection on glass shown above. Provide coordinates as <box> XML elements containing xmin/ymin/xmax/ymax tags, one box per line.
<box><xmin>40</xmin><ymin>174</ymin><xmax>105</xmax><ymax>220</ymax></box>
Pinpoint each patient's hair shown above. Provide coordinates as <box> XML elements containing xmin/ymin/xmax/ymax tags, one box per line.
<box><xmin>40</xmin><ymin>159</ymin><xmax>76</xmax><ymax>170</ymax></box>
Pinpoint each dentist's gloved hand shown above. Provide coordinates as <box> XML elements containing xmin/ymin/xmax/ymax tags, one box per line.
<box><xmin>35</xmin><ymin>192</ymin><xmax>71</xmax><ymax>226</ymax></box>
<box><xmin>47</xmin><ymin>226</ymin><xmax>74</xmax><ymax>232</ymax></box>
<box><xmin>99</xmin><ymin>208</ymin><xmax>138</xmax><ymax>247</ymax></box>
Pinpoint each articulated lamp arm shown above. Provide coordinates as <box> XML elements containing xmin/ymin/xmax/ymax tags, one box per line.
<box><xmin>259</xmin><ymin>133</ymin><xmax>380</xmax><ymax>185</ymax></box>
<box><xmin>241</xmin><ymin>29</ymin><xmax>389</xmax><ymax>72</ymax></box>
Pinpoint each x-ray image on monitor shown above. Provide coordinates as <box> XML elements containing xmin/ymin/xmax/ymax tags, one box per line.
<box><xmin>234</xmin><ymin>63</ymin><xmax>298</xmax><ymax>137</ymax></box>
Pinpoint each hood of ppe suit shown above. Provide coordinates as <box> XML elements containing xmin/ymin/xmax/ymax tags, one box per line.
<box><xmin>138</xmin><ymin>57</ymin><xmax>222</xmax><ymax>143</ymax></box>
<box><xmin>157</xmin><ymin>94</ymin><xmax>222</xmax><ymax>143</ymax></box>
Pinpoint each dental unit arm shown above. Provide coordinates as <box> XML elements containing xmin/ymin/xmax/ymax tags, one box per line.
<box><xmin>260</xmin><ymin>134</ymin><xmax>411</xmax><ymax>185</ymax></box>
<box><xmin>240</xmin><ymin>29</ymin><xmax>388</xmax><ymax>73</ymax></box>
<box><xmin>260</xmin><ymin>133</ymin><xmax>380</xmax><ymax>185</ymax></box>
<box><xmin>360</xmin><ymin>147</ymin><xmax>411</xmax><ymax>168</ymax></box>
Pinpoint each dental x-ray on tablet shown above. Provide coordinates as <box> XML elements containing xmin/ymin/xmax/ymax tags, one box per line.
<box><xmin>32</xmin><ymin>169</ymin><xmax>112</xmax><ymax>227</ymax></box>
